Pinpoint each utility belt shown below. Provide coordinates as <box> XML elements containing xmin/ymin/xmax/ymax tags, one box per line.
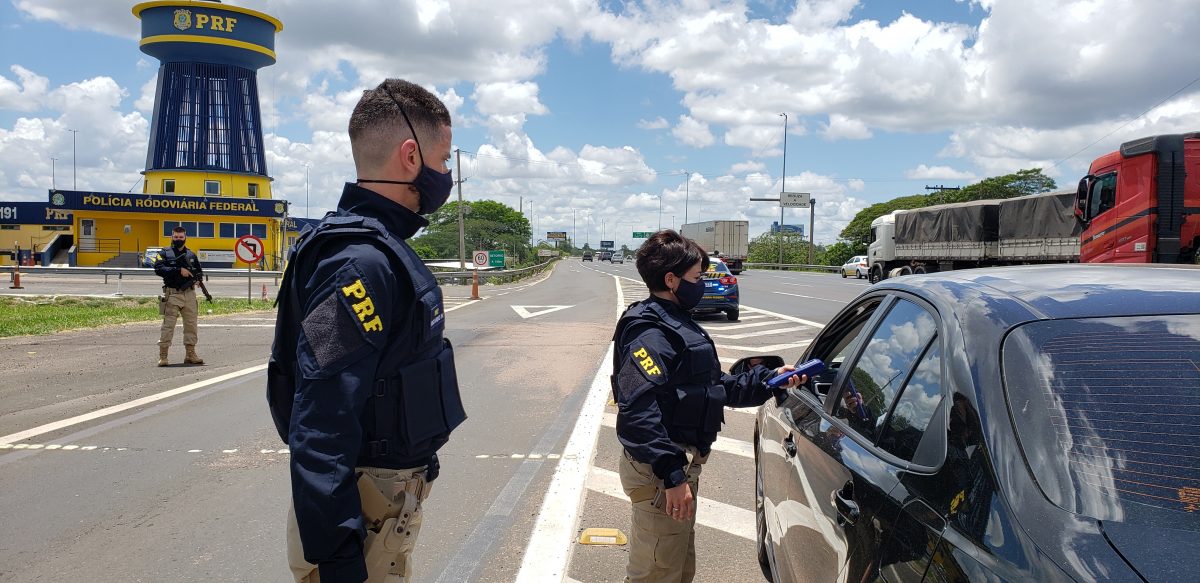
<box><xmin>627</xmin><ymin>445</ymin><xmax>710</xmax><ymax>505</ymax></box>
<box><xmin>360</xmin><ymin>339</ymin><xmax>467</xmax><ymax>467</ymax></box>
<box><xmin>162</xmin><ymin>283</ymin><xmax>194</xmax><ymax>294</ymax></box>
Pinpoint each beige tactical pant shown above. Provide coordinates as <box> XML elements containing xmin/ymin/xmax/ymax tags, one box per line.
<box><xmin>158</xmin><ymin>286</ymin><xmax>198</xmax><ymax>348</ymax></box>
<box><xmin>287</xmin><ymin>466</ymin><xmax>432</xmax><ymax>583</ymax></box>
<box><xmin>620</xmin><ymin>448</ymin><xmax>708</xmax><ymax>583</ymax></box>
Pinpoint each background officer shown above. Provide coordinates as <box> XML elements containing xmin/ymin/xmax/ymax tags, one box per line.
<box><xmin>268</xmin><ymin>79</ymin><xmax>466</xmax><ymax>583</ymax></box>
<box><xmin>153</xmin><ymin>225</ymin><xmax>205</xmax><ymax>366</ymax></box>
<box><xmin>613</xmin><ymin>230</ymin><xmax>801</xmax><ymax>583</ymax></box>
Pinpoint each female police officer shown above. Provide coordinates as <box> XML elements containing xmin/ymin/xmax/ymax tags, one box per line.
<box><xmin>612</xmin><ymin>230</ymin><xmax>801</xmax><ymax>583</ymax></box>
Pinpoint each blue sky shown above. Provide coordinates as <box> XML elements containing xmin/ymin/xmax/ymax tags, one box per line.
<box><xmin>1</xmin><ymin>0</ymin><xmax>1197</xmax><ymax>248</ymax></box>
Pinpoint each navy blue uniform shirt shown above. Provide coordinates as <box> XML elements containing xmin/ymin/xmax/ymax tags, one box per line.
<box><xmin>288</xmin><ymin>183</ymin><xmax>423</xmax><ymax>582</ymax></box>
<box><xmin>614</xmin><ymin>296</ymin><xmax>776</xmax><ymax>489</ymax></box>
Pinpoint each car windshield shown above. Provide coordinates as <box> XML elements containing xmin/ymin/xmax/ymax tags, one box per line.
<box><xmin>703</xmin><ymin>262</ymin><xmax>732</xmax><ymax>278</ymax></box>
<box><xmin>1002</xmin><ymin>315</ymin><xmax>1200</xmax><ymax>532</ymax></box>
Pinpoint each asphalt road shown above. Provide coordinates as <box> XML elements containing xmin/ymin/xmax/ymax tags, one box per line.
<box><xmin>0</xmin><ymin>259</ymin><xmax>873</xmax><ymax>582</ymax></box>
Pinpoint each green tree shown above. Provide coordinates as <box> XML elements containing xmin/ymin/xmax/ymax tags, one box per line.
<box><xmin>838</xmin><ymin>194</ymin><xmax>929</xmax><ymax>245</ymax></box>
<box><xmin>413</xmin><ymin>200</ymin><xmax>534</xmax><ymax>264</ymax></box>
<box><xmin>747</xmin><ymin>232</ymin><xmax>818</xmax><ymax>265</ymax></box>
<box><xmin>818</xmin><ymin>241</ymin><xmax>858</xmax><ymax>267</ymax></box>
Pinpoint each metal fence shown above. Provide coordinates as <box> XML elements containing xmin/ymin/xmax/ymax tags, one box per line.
<box><xmin>742</xmin><ymin>262</ymin><xmax>841</xmax><ymax>273</ymax></box>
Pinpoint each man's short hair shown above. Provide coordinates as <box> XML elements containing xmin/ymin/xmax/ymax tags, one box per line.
<box><xmin>172</xmin><ymin>226</ymin><xmax>187</xmax><ymax>234</ymax></box>
<box><xmin>635</xmin><ymin>230</ymin><xmax>709</xmax><ymax>292</ymax></box>
<box><xmin>349</xmin><ymin>79</ymin><xmax>452</xmax><ymax>172</ymax></box>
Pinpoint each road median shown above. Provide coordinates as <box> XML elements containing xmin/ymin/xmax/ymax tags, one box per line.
<box><xmin>0</xmin><ymin>295</ymin><xmax>275</xmax><ymax>338</ymax></box>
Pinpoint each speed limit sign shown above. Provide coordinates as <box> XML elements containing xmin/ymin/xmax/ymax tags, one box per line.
<box><xmin>472</xmin><ymin>250</ymin><xmax>488</xmax><ymax>267</ymax></box>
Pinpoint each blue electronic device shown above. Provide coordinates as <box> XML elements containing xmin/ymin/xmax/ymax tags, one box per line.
<box><xmin>766</xmin><ymin>358</ymin><xmax>826</xmax><ymax>388</ymax></box>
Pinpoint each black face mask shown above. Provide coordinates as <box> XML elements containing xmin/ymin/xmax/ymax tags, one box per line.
<box><xmin>358</xmin><ymin>91</ymin><xmax>453</xmax><ymax>215</ymax></box>
<box><xmin>171</xmin><ymin>239</ymin><xmax>185</xmax><ymax>250</ymax></box>
<box><xmin>673</xmin><ymin>276</ymin><xmax>705</xmax><ymax>311</ymax></box>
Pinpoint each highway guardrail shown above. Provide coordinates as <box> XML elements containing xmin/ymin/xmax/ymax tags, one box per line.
<box><xmin>742</xmin><ymin>262</ymin><xmax>841</xmax><ymax>273</ymax></box>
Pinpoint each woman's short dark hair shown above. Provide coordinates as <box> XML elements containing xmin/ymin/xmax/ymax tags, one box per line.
<box><xmin>635</xmin><ymin>229</ymin><xmax>709</xmax><ymax>292</ymax></box>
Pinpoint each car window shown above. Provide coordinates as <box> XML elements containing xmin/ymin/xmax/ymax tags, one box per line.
<box><xmin>877</xmin><ymin>341</ymin><xmax>943</xmax><ymax>461</ymax></box>
<box><xmin>804</xmin><ymin>297</ymin><xmax>886</xmax><ymax>402</ymax></box>
<box><xmin>835</xmin><ymin>299</ymin><xmax>938</xmax><ymax>441</ymax></box>
<box><xmin>1003</xmin><ymin>315</ymin><xmax>1200</xmax><ymax>532</ymax></box>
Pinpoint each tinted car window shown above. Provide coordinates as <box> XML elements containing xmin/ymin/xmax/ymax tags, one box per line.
<box><xmin>878</xmin><ymin>341</ymin><xmax>943</xmax><ymax>461</ymax></box>
<box><xmin>1004</xmin><ymin>315</ymin><xmax>1200</xmax><ymax>531</ymax></box>
<box><xmin>806</xmin><ymin>298</ymin><xmax>885</xmax><ymax>402</ymax></box>
<box><xmin>836</xmin><ymin>299</ymin><xmax>937</xmax><ymax>440</ymax></box>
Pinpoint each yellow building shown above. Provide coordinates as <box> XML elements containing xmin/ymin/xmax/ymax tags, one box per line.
<box><xmin>24</xmin><ymin>0</ymin><xmax>289</xmax><ymax>269</ymax></box>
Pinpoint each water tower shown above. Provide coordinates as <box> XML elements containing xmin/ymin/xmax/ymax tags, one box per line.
<box><xmin>133</xmin><ymin>0</ymin><xmax>282</xmax><ymax>199</ymax></box>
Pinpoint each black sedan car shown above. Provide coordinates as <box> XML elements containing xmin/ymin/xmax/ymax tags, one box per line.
<box><xmin>754</xmin><ymin>264</ymin><xmax>1200</xmax><ymax>583</ymax></box>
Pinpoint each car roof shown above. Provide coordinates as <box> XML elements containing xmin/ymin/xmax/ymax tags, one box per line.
<box><xmin>875</xmin><ymin>264</ymin><xmax>1200</xmax><ymax>322</ymax></box>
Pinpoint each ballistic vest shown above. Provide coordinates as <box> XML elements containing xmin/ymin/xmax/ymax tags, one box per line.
<box><xmin>614</xmin><ymin>300</ymin><xmax>727</xmax><ymax>452</ymax></box>
<box><xmin>158</xmin><ymin>247</ymin><xmax>199</xmax><ymax>290</ymax></box>
<box><xmin>267</xmin><ymin>211</ymin><xmax>466</xmax><ymax>468</ymax></box>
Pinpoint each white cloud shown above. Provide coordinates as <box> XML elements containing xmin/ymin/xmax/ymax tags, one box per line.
<box><xmin>672</xmin><ymin>115</ymin><xmax>715</xmax><ymax>148</ymax></box>
<box><xmin>636</xmin><ymin>116</ymin><xmax>669</xmax><ymax>130</ymax></box>
<box><xmin>820</xmin><ymin>114</ymin><xmax>872</xmax><ymax>141</ymax></box>
<box><xmin>904</xmin><ymin>164</ymin><xmax>977</xmax><ymax>181</ymax></box>
<box><xmin>730</xmin><ymin>160</ymin><xmax>766</xmax><ymax>174</ymax></box>
<box><xmin>0</xmin><ymin>65</ymin><xmax>50</xmax><ymax>111</ymax></box>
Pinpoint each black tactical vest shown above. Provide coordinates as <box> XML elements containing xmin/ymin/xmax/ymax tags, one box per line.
<box><xmin>613</xmin><ymin>300</ymin><xmax>727</xmax><ymax>451</ymax></box>
<box><xmin>267</xmin><ymin>211</ymin><xmax>467</xmax><ymax>467</ymax></box>
<box><xmin>158</xmin><ymin>247</ymin><xmax>198</xmax><ymax>290</ymax></box>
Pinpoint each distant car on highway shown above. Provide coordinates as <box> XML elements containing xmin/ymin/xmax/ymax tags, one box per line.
<box><xmin>582</xmin><ymin>252</ymin><xmax>593</xmax><ymax>262</ymax></box>
<box><xmin>611</xmin><ymin>253</ymin><xmax>625</xmax><ymax>264</ymax></box>
<box><xmin>692</xmin><ymin>258</ymin><xmax>739</xmax><ymax>321</ymax></box>
<box><xmin>599</xmin><ymin>250</ymin><xmax>613</xmax><ymax>261</ymax></box>
<box><xmin>753</xmin><ymin>264</ymin><xmax>1200</xmax><ymax>583</ymax></box>
<box><xmin>840</xmin><ymin>255</ymin><xmax>867</xmax><ymax>278</ymax></box>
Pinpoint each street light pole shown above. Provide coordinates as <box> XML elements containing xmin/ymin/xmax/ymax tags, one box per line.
<box><xmin>778</xmin><ymin>113</ymin><xmax>787</xmax><ymax>266</ymax></box>
<box><xmin>656</xmin><ymin>194</ymin><xmax>662</xmax><ymax>230</ymax></box>
<box><xmin>50</xmin><ymin>158</ymin><xmax>57</xmax><ymax>190</ymax></box>
<box><xmin>456</xmin><ymin>148</ymin><xmax>466</xmax><ymax>270</ymax></box>
<box><xmin>683</xmin><ymin>171</ymin><xmax>692</xmax><ymax>226</ymax></box>
<box><xmin>68</xmin><ymin>129</ymin><xmax>79</xmax><ymax>189</ymax></box>
<box><xmin>303</xmin><ymin>163</ymin><xmax>310</xmax><ymax>218</ymax></box>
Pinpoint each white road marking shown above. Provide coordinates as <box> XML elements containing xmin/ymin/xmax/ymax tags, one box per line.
<box><xmin>514</xmin><ymin>276</ymin><xmax>621</xmax><ymax>583</ymax></box>
<box><xmin>601</xmin><ymin>413</ymin><xmax>752</xmax><ymax>459</ymax></box>
<box><xmin>716</xmin><ymin>340</ymin><xmax>814</xmax><ymax>352</ymax></box>
<box><xmin>0</xmin><ymin>363</ymin><xmax>268</xmax><ymax>445</ymax></box>
<box><xmin>700</xmin><ymin>319</ymin><xmax>781</xmax><ymax>331</ymax></box>
<box><xmin>511</xmin><ymin>305</ymin><xmax>575</xmax><ymax>319</ymax></box>
<box><xmin>585</xmin><ymin>467</ymin><xmax>755</xmax><ymax>541</ymax></box>
<box><xmin>771</xmin><ymin>291</ymin><xmax>848</xmax><ymax>304</ymax></box>
<box><xmin>708</xmin><ymin>325</ymin><xmax>813</xmax><ymax>340</ymax></box>
<box><xmin>741</xmin><ymin>306</ymin><xmax>825</xmax><ymax>329</ymax></box>
<box><xmin>197</xmin><ymin>324</ymin><xmax>274</xmax><ymax>327</ymax></box>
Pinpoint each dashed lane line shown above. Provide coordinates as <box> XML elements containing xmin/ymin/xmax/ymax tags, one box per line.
<box><xmin>600</xmin><ymin>413</ymin><xmax>752</xmax><ymax>459</ymax></box>
<box><xmin>0</xmin><ymin>363</ymin><xmax>268</xmax><ymax>445</ymax></box>
<box><xmin>585</xmin><ymin>467</ymin><xmax>755</xmax><ymax>541</ymax></box>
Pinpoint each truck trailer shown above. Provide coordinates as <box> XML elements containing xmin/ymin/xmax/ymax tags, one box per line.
<box><xmin>868</xmin><ymin>131</ymin><xmax>1198</xmax><ymax>283</ymax></box>
<box><xmin>682</xmin><ymin>220</ymin><xmax>749</xmax><ymax>274</ymax></box>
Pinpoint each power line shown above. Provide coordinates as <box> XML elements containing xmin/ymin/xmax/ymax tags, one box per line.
<box><xmin>1049</xmin><ymin>73</ymin><xmax>1200</xmax><ymax>169</ymax></box>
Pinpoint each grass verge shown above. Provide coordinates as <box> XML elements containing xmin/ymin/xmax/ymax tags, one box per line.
<box><xmin>0</xmin><ymin>295</ymin><xmax>276</xmax><ymax>338</ymax></box>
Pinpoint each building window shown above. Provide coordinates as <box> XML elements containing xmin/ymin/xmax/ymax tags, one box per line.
<box><xmin>198</xmin><ymin>222</ymin><xmax>215</xmax><ymax>238</ymax></box>
<box><xmin>163</xmin><ymin>221</ymin><xmax>179</xmax><ymax>237</ymax></box>
<box><xmin>163</xmin><ymin>179</ymin><xmax>176</xmax><ymax>194</ymax></box>
<box><xmin>205</xmin><ymin>180</ymin><xmax>221</xmax><ymax>196</ymax></box>
<box><xmin>236</xmin><ymin>223</ymin><xmax>251</xmax><ymax>237</ymax></box>
<box><xmin>0</xmin><ymin>225</ymin><xmax>17</xmax><ymax>231</ymax></box>
<box><xmin>248</xmin><ymin>183</ymin><xmax>259</xmax><ymax>198</ymax></box>
<box><xmin>251</xmin><ymin>224</ymin><xmax>267</xmax><ymax>239</ymax></box>
<box><xmin>219</xmin><ymin>223</ymin><xmax>235</xmax><ymax>238</ymax></box>
<box><xmin>42</xmin><ymin>226</ymin><xmax>70</xmax><ymax>231</ymax></box>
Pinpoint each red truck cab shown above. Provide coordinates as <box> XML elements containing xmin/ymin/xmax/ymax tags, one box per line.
<box><xmin>1076</xmin><ymin>132</ymin><xmax>1199</xmax><ymax>263</ymax></box>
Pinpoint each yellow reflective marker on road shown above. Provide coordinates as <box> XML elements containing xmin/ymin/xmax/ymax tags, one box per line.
<box><xmin>579</xmin><ymin>527</ymin><xmax>627</xmax><ymax>546</ymax></box>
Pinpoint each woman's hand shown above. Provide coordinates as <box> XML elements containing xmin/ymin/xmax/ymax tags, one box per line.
<box><xmin>663</xmin><ymin>482</ymin><xmax>695</xmax><ymax>521</ymax></box>
<box><xmin>772</xmin><ymin>365</ymin><xmax>807</xmax><ymax>389</ymax></box>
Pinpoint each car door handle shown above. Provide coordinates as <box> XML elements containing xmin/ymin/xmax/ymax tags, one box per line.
<box><xmin>783</xmin><ymin>435</ymin><xmax>798</xmax><ymax>457</ymax></box>
<box><xmin>832</xmin><ymin>484</ymin><xmax>860</xmax><ymax>527</ymax></box>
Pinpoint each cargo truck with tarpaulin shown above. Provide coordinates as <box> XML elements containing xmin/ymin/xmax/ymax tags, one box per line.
<box><xmin>681</xmin><ymin>220</ymin><xmax>749</xmax><ymax>274</ymax></box>
<box><xmin>867</xmin><ymin>132</ymin><xmax>1198</xmax><ymax>282</ymax></box>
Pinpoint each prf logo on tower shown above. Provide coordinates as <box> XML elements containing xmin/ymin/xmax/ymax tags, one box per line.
<box><xmin>173</xmin><ymin>9</ymin><xmax>192</xmax><ymax>31</ymax></box>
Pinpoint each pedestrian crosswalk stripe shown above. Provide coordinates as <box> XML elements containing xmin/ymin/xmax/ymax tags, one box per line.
<box><xmin>585</xmin><ymin>467</ymin><xmax>755</xmax><ymax>541</ymax></box>
<box><xmin>716</xmin><ymin>340</ymin><xmax>813</xmax><ymax>352</ymax></box>
<box><xmin>601</xmin><ymin>413</ymin><xmax>753</xmax><ymax>459</ymax></box>
<box><xmin>701</xmin><ymin>319</ymin><xmax>786</xmax><ymax>331</ymax></box>
<box><xmin>708</xmin><ymin>325</ymin><xmax>813</xmax><ymax>340</ymax></box>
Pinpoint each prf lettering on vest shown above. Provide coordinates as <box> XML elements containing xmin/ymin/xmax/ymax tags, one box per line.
<box><xmin>341</xmin><ymin>279</ymin><xmax>383</xmax><ymax>332</ymax></box>
<box><xmin>632</xmin><ymin>346</ymin><xmax>661</xmax><ymax>376</ymax></box>
<box><xmin>194</xmin><ymin>13</ymin><xmax>237</xmax><ymax>32</ymax></box>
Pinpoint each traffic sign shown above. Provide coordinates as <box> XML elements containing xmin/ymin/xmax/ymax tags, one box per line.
<box><xmin>780</xmin><ymin>192</ymin><xmax>811</xmax><ymax>208</ymax></box>
<box><xmin>537</xmin><ymin>249</ymin><xmax>555</xmax><ymax>257</ymax></box>
<box><xmin>235</xmin><ymin>235</ymin><xmax>264</xmax><ymax>263</ymax></box>
<box><xmin>488</xmin><ymin>250</ymin><xmax>506</xmax><ymax>268</ymax></box>
<box><xmin>473</xmin><ymin>250</ymin><xmax>489</xmax><ymax>267</ymax></box>
<box><xmin>632</xmin><ymin>231</ymin><xmax>652</xmax><ymax>238</ymax></box>
<box><xmin>547</xmin><ymin>231</ymin><xmax>568</xmax><ymax>240</ymax></box>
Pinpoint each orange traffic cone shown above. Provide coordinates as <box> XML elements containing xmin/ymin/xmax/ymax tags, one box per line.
<box><xmin>261</xmin><ymin>284</ymin><xmax>268</xmax><ymax>301</ymax></box>
<box><xmin>10</xmin><ymin>264</ymin><xmax>23</xmax><ymax>290</ymax></box>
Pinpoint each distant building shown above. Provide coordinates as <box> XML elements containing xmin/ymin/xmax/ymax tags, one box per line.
<box><xmin>771</xmin><ymin>222</ymin><xmax>804</xmax><ymax>236</ymax></box>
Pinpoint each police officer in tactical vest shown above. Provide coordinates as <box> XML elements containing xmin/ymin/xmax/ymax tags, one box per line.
<box><xmin>154</xmin><ymin>225</ymin><xmax>205</xmax><ymax>366</ymax></box>
<box><xmin>268</xmin><ymin>79</ymin><xmax>466</xmax><ymax>583</ymax></box>
<box><xmin>613</xmin><ymin>230</ymin><xmax>801</xmax><ymax>583</ymax></box>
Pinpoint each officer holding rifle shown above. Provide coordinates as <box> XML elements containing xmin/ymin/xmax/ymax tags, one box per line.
<box><xmin>154</xmin><ymin>225</ymin><xmax>209</xmax><ymax>366</ymax></box>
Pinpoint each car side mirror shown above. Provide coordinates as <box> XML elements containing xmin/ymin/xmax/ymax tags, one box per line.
<box><xmin>1075</xmin><ymin>176</ymin><xmax>1092</xmax><ymax>224</ymax></box>
<box><xmin>729</xmin><ymin>355</ymin><xmax>785</xmax><ymax>375</ymax></box>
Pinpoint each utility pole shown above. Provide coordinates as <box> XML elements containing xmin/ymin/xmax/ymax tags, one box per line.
<box><xmin>50</xmin><ymin>158</ymin><xmax>57</xmax><ymax>190</ymax></box>
<box><xmin>456</xmin><ymin>148</ymin><xmax>466</xmax><ymax>270</ymax></box>
<box><xmin>304</xmin><ymin>163</ymin><xmax>310</xmax><ymax>218</ymax></box>
<box><xmin>683</xmin><ymin>172</ymin><xmax>692</xmax><ymax>225</ymax></box>
<box><xmin>778</xmin><ymin>113</ymin><xmax>787</xmax><ymax>266</ymax></box>
<box><xmin>68</xmin><ymin>129</ymin><xmax>79</xmax><ymax>189</ymax></box>
<box><xmin>656</xmin><ymin>194</ymin><xmax>662</xmax><ymax>230</ymax></box>
<box><xmin>809</xmin><ymin>198</ymin><xmax>817</xmax><ymax>266</ymax></box>
<box><xmin>572</xmin><ymin>208</ymin><xmax>577</xmax><ymax>250</ymax></box>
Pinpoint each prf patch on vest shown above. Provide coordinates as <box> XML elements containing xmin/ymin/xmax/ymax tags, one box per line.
<box><xmin>341</xmin><ymin>278</ymin><xmax>384</xmax><ymax>333</ymax></box>
<box><xmin>631</xmin><ymin>345</ymin><xmax>663</xmax><ymax>381</ymax></box>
